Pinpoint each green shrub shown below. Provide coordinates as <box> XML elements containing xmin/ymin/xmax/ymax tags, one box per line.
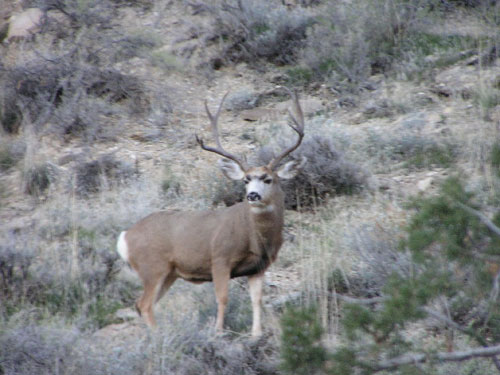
<box><xmin>281</xmin><ymin>304</ymin><xmax>326</xmax><ymax>375</ymax></box>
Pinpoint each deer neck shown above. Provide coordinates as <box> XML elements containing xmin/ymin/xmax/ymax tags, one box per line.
<box><xmin>246</xmin><ymin>189</ymin><xmax>285</xmax><ymax>253</ymax></box>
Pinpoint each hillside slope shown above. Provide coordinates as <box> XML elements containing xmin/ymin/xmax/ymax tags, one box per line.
<box><xmin>0</xmin><ymin>1</ymin><xmax>499</xmax><ymax>374</ymax></box>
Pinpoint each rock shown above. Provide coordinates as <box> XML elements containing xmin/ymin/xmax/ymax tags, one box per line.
<box><xmin>225</xmin><ymin>91</ymin><xmax>260</xmax><ymax>111</ymax></box>
<box><xmin>115</xmin><ymin>308</ymin><xmax>138</xmax><ymax>321</ymax></box>
<box><xmin>275</xmin><ymin>97</ymin><xmax>324</xmax><ymax>115</ymax></box>
<box><xmin>7</xmin><ymin>8</ymin><xmax>43</xmax><ymax>42</ymax></box>
<box><xmin>362</xmin><ymin>99</ymin><xmax>391</xmax><ymax>118</ymax></box>
<box><xmin>399</xmin><ymin>113</ymin><xmax>427</xmax><ymax>131</ymax></box>
<box><xmin>418</xmin><ymin>177</ymin><xmax>434</xmax><ymax>192</ymax></box>
<box><xmin>426</xmin><ymin>112</ymin><xmax>443</xmax><ymax>126</ymax></box>
<box><xmin>240</xmin><ymin>108</ymin><xmax>280</xmax><ymax>121</ymax></box>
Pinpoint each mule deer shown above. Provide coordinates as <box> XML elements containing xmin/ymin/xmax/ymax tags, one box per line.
<box><xmin>117</xmin><ymin>88</ymin><xmax>306</xmax><ymax>337</ymax></box>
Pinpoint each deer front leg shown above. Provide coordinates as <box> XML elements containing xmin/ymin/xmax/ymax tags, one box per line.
<box><xmin>248</xmin><ymin>274</ymin><xmax>264</xmax><ymax>337</ymax></box>
<box><xmin>212</xmin><ymin>264</ymin><xmax>230</xmax><ymax>334</ymax></box>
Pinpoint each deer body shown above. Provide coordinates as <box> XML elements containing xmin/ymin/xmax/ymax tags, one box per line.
<box><xmin>117</xmin><ymin>90</ymin><xmax>305</xmax><ymax>337</ymax></box>
<box><xmin>122</xmin><ymin>187</ymin><xmax>284</xmax><ymax>281</ymax></box>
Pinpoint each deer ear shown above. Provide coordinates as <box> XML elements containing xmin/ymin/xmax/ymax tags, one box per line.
<box><xmin>217</xmin><ymin>159</ymin><xmax>245</xmax><ymax>180</ymax></box>
<box><xmin>276</xmin><ymin>156</ymin><xmax>306</xmax><ymax>180</ymax></box>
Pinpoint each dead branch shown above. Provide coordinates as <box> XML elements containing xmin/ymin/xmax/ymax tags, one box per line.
<box><xmin>456</xmin><ymin>202</ymin><xmax>500</xmax><ymax>237</ymax></box>
<box><xmin>373</xmin><ymin>345</ymin><xmax>500</xmax><ymax>372</ymax></box>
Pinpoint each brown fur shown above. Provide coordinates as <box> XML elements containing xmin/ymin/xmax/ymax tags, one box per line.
<box><xmin>123</xmin><ymin>167</ymin><xmax>285</xmax><ymax>332</ymax></box>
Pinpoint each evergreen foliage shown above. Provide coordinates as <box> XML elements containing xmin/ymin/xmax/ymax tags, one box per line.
<box><xmin>280</xmin><ymin>177</ymin><xmax>500</xmax><ymax>373</ymax></box>
<box><xmin>281</xmin><ymin>305</ymin><xmax>327</xmax><ymax>375</ymax></box>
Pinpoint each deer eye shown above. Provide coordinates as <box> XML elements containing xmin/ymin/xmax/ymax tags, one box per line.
<box><xmin>244</xmin><ymin>176</ymin><xmax>251</xmax><ymax>184</ymax></box>
<box><xmin>264</xmin><ymin>179</ymin><xmax>272</xmax><ymax>184</ymax></box>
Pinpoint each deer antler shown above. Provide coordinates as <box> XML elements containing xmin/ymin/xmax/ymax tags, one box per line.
<box><xmin>267</xmin><ymin>87</ymin><xmax>305</xmax><ymax>170</ymax></box>
<box><xmin>196</xmin><ymin>92</ymin><xmax>247</xmax><ymax>170</ymax></box>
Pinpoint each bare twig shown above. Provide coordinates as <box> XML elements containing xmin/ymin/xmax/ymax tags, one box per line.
<box><xmin>373</xmin><ymin>345</ymin><xmax>500</xmax><ymax>372</ymax></box>
<box><xmin>334</xmin><ymin>293</ymin><xmax>387</xmax><ymax>305</ymax></box>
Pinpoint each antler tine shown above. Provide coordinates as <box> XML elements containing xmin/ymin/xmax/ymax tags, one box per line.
<box><xmin>268</xmin><ymin>87</ymin><xmax>305</xmax><ymax>170</ymax></box>
<box><xmin>196</xmin><ymin>93</ymin><xmax>247</xmax><ymax>169</ymax></box>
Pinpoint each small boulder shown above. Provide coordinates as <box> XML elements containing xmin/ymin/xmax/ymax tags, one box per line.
<box><xmin>7</xmin><ymin>8</ymin><xmax>43</xmax><ymax>42</ymax></box>
<box><xmin>418</xmin><ymin>177</ymin><xmax>434</xmax><ymax>192</ymax></box>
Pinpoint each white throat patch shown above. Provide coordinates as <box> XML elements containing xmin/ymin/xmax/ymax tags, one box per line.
<box><xmin>250</xmin><ymin>204</ymin><xmax>274</xmax><ymax>214</ymax></box>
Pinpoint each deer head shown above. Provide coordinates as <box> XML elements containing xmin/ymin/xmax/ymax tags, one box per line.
<box><xmin>196</xmin><ymin>88</ymin><xmax>306</xmax><ymax>210</ymax></box>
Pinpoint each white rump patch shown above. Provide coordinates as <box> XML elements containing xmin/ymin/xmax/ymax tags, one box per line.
<box><xmin>116</xmin><ymin>231</ymin><xmax>129</xmax><ymax>262</ymax></box>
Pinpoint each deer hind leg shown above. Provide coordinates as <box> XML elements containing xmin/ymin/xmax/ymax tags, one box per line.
<box><xmin>248</xmin><ymin>274</ymin><xmax>264</xmax><ymax>337</ymax></box>
<box><xmin>155</xmin><ymin>272</ymin><xmax>177</xmax><ymax>303</ymax></box>
<box><xmin>136</xmin><ymin>267</ymin><xmax>174</xmax><ymax>327</ymax></box>
<box><xmin>212</xmin><ymin>264</ymin><xmax>230</xmax><ymax>334</ymax></box>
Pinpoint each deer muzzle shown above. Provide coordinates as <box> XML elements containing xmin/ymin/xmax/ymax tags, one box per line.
<box><xmin>247</xmin><ymin>192</ymin><xmax>261</xmax><ymax>202</ymax></box>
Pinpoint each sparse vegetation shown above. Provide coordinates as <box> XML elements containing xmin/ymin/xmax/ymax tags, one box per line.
<box><xmin>201</xmin><ymin>0</ymin><xmax>313</xmax><ymax>66</ymax></box>
<box><xmin>260</xmin><ymin>135</ymin><xmax>367</xmax><ymax>209</ymax></box>
<box><xmin>1</xmin><ymin>0</ymin><xmax>499</xmax><ymax>374</ymax></box>
<box><xmin>365</xmin><ymin>129</ymin><xmax>457</xmax><ymax>172</ymax></box>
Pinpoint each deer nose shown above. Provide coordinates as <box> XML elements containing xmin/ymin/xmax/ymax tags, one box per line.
<box><xmin>247</xmin><ymin>192</ymin><xmax>261</xmax><ymax>202</ymax></box>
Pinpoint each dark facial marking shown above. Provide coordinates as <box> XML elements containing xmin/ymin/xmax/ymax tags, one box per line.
<box><xmin>259</xmin><ymin>174</ymin><xmax>273</xmax><ymax>184</ymax></box>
